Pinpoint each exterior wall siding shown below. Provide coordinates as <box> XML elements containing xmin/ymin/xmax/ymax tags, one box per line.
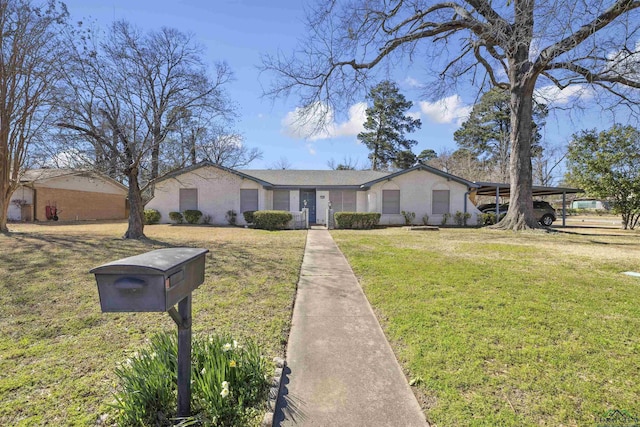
<box><xmin>147</xmin><ymin>166</ymin><xmax>262</xmax><ymax>225</ymax></box>
<box><xmin>33</xmin><ymin>187</ymin><xmax>126</xmax><ymax>221</ymax></box>
<box><xmin>8</xmin><ymin>186</ymin><xmax>34</xmax><ymax>221</ymax></box>
<box><xmin>367</xmin><ymin>169</ymin><xmax>480</xmax><ymax>225</ymax></box>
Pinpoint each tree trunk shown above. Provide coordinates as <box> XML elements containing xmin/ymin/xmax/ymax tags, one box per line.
<box><xmin>123</xmin><ymin>166</ymin><xmax>146</xmax><ymax>239</ymax></box>
<box><xmin>493</xmin><ymin>59</ymin><xmax>539</xmax><ymax>230</ymax></box>
<box><xmin>0</xmin><ymin>193</ymin><xmax>9</xmax><ymax>233</ymax></box>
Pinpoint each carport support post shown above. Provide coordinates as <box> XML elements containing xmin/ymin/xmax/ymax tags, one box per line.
<box><xmin>495</xmin><ymin>186</ymin><xmax>500</xmax><ymax>218</ymax></box>
<box><xmin>562</xmin><ymin>192</ymin><xmax>567</xmax><ymax>227</ymax></box>
<box><xmin>171</xmin><ymin>295</ymin><xmax>192</xmax><ymax>418</ymax></box>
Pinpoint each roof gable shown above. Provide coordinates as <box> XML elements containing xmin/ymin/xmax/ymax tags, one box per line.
<box><xmin>20</xmin><ymin>168</ymin><xmax>128</xmax><ymax>192</ymax></box>
<box><xmin>360</xmin><ymin>164</ymin><xmax>478</xmax><ymax>189</ymax></box>
<box><xmin>153</xmin><ymin>161</ymin><xmax>272</xmax><ymax>186</ymax></box>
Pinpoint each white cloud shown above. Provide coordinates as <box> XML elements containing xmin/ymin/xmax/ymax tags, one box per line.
<box><xmin>281</xmin><ymin>102</ymin><xmax>367</xmax><ymax>141</ymax></box>
<box><xmin>534</xmin><ymin>85</ymin><xmax>594</xmax><ymax>105</ymax></box>
<box><xmin>418</xmin><ymin>95</ymin><xmax>472</xmax><ymax>125</ymax></box>
<box><xmin>404</xmin><ymin>76</ymin><xmax>422</xmax><ymax>88</ymax></box>
<box><xmin>306</xmin><ymin>143</ymin><xmax>317</xmax><ymax>155</ymax></box>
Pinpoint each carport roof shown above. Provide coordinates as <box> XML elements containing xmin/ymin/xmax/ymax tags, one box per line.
<box><xmin>473</xmin><ymin>181</ymin><xmax>582</xmax><ymax>197</ymax></box>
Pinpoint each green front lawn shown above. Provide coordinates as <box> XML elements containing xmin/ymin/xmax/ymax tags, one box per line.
<box><xmin>332</xmin><ymin>227</ymin><xmax>640</xmax><ymax>426</ymax></box>
<box><xmin>0</xmin><ymin>223</ymin><xmax>306</xmax><ymax>426</ymax></box>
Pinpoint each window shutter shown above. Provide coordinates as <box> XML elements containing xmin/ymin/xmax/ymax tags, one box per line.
<box><xmin>179</xmin><ymin>189</ymin><xmax>198</xmax><ymax>211</ymax></box>
<box><xmin>432</xmin><ymin>190</ymin><xmax>450</xmax><ymax>214</ymax></box>
<box><xmin>240</xmin><ymin>189</ymin><xmax>258</xmax><ymax>213</ymax></box>
<box><xmin>273</xmin><ymin>190</ymin><xmax>290</xmax><ymax>211</ymax></box>
<box><xmin>382</xmin><ymin>190</ymin><xmax>400</xmax><ymax>214</ymax></box>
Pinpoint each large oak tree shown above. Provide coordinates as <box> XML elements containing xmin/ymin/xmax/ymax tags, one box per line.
<box><xmin>263</xmin><ymin>0</ymin><xmax>640</xmax><ymax>230</ymax></box>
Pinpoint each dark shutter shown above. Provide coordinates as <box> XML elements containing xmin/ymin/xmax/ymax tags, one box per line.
<box><xmin>273</xmin><ymin>190</ymin><xmax>290</xmax><ymax>211</ymax></box>
<box><xmin>432</xmin><ymin>190</ymin><xmax>450</xmax><ymax>214</ymax></box>
<box><xmin>179</xmin><ymin>188</ymin><xmax>198</xmax><ymax>211</ymax></box>
<box><xmin>240</xmin><ymin>189</ymin><xmax>258</xmax><ymax>213</ymax></box>
<box><xmin>382</xmin><ymin>190</ymin><xmax>400</xmax><ymax>214</ymax></box>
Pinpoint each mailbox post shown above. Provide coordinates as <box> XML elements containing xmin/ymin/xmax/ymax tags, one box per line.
<box><xmin>91</xmin><ymin>247</ymin><xmax>209</xmax><ymax>418</ymax></box>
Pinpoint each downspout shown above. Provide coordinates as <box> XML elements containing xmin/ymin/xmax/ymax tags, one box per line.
<box><xmin>464</xmin><ymin>190</ymin><xmax>470</xmax><ymax>215</ymax></box>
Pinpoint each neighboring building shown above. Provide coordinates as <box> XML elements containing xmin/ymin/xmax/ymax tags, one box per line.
<box><xmin>8</xmin><ymin>169</ymin><xmax>128</xmax><ymax>222</ymax></box>
<box><xmin>571</xmin><ymin>198</ymin><xmax>610</xmax><ymax>210</ymax></box>
<box><xmin>145</xmin><ymin>161</ymin><xmax>482</xmax><ymax>226</ymax></box>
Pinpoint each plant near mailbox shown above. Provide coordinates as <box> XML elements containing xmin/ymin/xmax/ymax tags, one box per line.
<box><xmin>253</xmin><ymin>210</ymin><xmax>293</xmax><ymax>230</ymax></box>
<box><xmin>183</xmin><ymin>210</ymin><xmax>203</xmax><ymax>224</ymax></box>
<box><xmin>169</xmin><ymin>211</ymin><xmax>184</xmax><ymax>224</ymax></box>
<box><xmin>144</xmin><ymin>209</ymin><xmax>161</xmax><ymax>225</ymax></box>
<box><xmin>111</xmin><ymin>332</ymin><xmax>269</xmax><ymax>426</ymax></box>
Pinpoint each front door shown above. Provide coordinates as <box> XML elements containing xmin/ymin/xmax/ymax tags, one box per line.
<box><xmin>300</xmin><ymin>189</ymin><xmax>316</xmax><ymax>224</ymax></box>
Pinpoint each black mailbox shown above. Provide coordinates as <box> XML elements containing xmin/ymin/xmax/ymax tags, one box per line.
<box><xmin>91</xmin><ymin>247</ymin><xmax>209</xmax><ymax>312</ymax></box>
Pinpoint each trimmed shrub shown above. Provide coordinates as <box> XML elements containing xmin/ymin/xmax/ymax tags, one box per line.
<box><xmin>401</xmin><ymin>211</ymin><xmax>416</xmax><ymax>225</ymax></box>
<box><xmin>111</xmin><ymin>332</ymin><xmax>269</xmax><ymax>426</ymax></box>
<box><xmin>225</xmin><ymin>210</ymin><xmax>237</xmax><ymax>226</ymax></box>
<box><xmin>183</xmin><ymin>210</ymin><xmax>203</xmax><ymax>224</ymax></box>
<box><xmin>169</xmin><ymin>211</ymin><xmax>184</xmax><ymax>224</ymax></box>
<box><xmin>422</xmin><ymin>214</ymin><xmax>429</xmax><ymax>226</ymax></box>
<box><xmin>253</xmin><ymin>210</ymin><xmax>293</xmax><ymax>230</ymax></box>
<box><xmin>480</xmin><ymin>212</ymin><xmax>496</xmax><ymax>225</ymax></box>
<box><xmin>441</xmin><ymin>212</ymin><xmax>452</xmax><ymax>226</ymax></box>
<box><xmin>143</xmin><ymin>209</ymin><xmax>161</xmax><ymax>225</ymax></box>
<box><xmin>454</xmin><ymin>211</ymin><xmax>472</xmax><ymax>226</ymax></box>
<box><xmin>334</xmin><ymin>212</ymin><xmax>381</xmax><ymax>229</ymax></box>
<box><xmin>243</xmin><ymin>210</ymin><xmax>256</xmax><ymax>224</ymax></box>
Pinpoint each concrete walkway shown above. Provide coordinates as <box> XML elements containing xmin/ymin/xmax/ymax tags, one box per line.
<box><xmin>275</xmin><ymin>229</ymin><xmax>427</xmax><ymax>427</ymax></box>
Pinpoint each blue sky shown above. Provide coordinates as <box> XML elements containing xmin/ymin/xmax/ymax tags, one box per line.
<box><xmin>62</xmin><ymin>0</ymin><xmax>626</xmax><ymax>173</ymax></box>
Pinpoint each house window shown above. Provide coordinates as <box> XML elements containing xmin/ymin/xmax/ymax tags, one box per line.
<box><xmin>329</xmin><ymin>190</ymin><xmax>357</xmax><ymax>212</ymax></box>
<box><xmin>179</xmin><ymin>188</ymin><xmax>198</xmax><ymax>211</ymax></box>
<box><xmin>382</xmin><ymin>190</ymin><xmax>400</xmax><ymax>214</ymax></box>
<box><xmin>432</xmin><ymin>190</ymin><xmax>450</xmax><ymax>214</ymax></box>
<box><xmin>240</xmin><ymin>189</ymin><xmax>258</xmax><ymax>213</ymax></box>
<box><xmin>273</xmin><ymin>190</ymin><xmax>290</xmax><ymax>211</ymax></box>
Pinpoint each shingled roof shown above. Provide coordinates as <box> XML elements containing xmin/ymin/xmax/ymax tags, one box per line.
<box><xmin>239</xmin><ymin>169</ymin><xmax>391</xmax><ymax>187</ymax></box>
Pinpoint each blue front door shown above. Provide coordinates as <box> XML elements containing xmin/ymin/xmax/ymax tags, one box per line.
<box><xmin>300</xmin><ymin>189</ymin><xmax>316</xmax><ymax>223</ymax></box>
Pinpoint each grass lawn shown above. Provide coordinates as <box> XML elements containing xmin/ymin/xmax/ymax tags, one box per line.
<box><xmin>332</xmin><ymin>227</ymin><xmax>640</xmax><ymax>426</ymax></box>
<box><xmin>0</xmin><ymin>222</ymin><xmax>306</xmax><ymax>426</ymax></box>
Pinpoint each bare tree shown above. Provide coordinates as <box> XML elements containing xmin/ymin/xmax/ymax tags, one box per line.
<box><xmin>268</xmin><ymin>156</ymin><xmax>293</xmax><ymax>170</ymax></box>
<box><xmin>56</xmin><ymin>21</ymin><xmax>234</xmax><ymax>238</ymax></box>
<box><xmin>263</xmin><ymin>0</ymin><xmax>640</xmax><ymax>230</ymax></box>
<box><xmin>0</xmin><ymin>0</ymin><xmax>68</xmax><ymax>233</ymax></box>
<box><xmin>327</xmin><ymin>156</ymin><xmax>362</xmax><ymax>170</ymax></box>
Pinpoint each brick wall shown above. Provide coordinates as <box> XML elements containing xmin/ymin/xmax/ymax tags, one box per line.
<box><xmin>34</xmin><ymin>187</ymin><xmax>126</xmax><ymax>221</ymax></box>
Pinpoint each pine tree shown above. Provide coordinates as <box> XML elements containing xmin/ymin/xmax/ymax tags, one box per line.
<box><xmin>357</xmin><ymin>81</ymin><xmax>421</xmax><ymax>171</ymax></box>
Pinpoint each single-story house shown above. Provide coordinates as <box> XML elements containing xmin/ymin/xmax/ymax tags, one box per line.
<box><xmin>146</xmin><ymin>161</ymin><xmax>482</xmax><ymax>226</ymax></box>
<box><xmin>8</xmin><ymin>169</ymin><xmax>128</xmax><ymax>222</ymax></box>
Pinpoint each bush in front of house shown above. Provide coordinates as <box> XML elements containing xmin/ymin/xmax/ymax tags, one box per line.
<box><xmin>169</xmin><ymin>211</ymin><xmax>184</xmax><ymax>224</ymax></box>
<box><xmin>334</xmin><ymin>212</ymin><xmax>381</xmax><ymax>229</ymax></box>
<box><xmin>252</xmin><ymin>210</ymin><xmax>293</xmax><ymax>230</ymax></box>
<box><xmin>144</xmin><ymin>209</ymin><xmax>161</xmax><ymax>225</ymax></box>
<box><xmin>454</xmin><ymin>211</ymin><xmax>472</xmax><ymax>226</ymax></box>
<box><xmin>110</xmin><ymin>332</ymin><xmax>269</xmax><ymax>426</ymax></box>
<box><xmin>243</xmin><ymin>210</ymin><xmax>256</xmax><ymax>224</ymax></box>
<box><xmin>183</xmin><ymin>210</ymin><xmax>203</xmax><ymax>224</ymax></box>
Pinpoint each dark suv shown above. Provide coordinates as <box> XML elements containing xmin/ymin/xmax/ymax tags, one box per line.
<box><xmin>478</xmin><ymin>201</ymin><xmax>556</xmax><ymax>226</ymax></box>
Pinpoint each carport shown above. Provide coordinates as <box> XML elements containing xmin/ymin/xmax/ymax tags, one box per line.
<box><xmin>473</xmin><ymin>182</ymin><xmax>583</xmax><ymax>226</ymax></box>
